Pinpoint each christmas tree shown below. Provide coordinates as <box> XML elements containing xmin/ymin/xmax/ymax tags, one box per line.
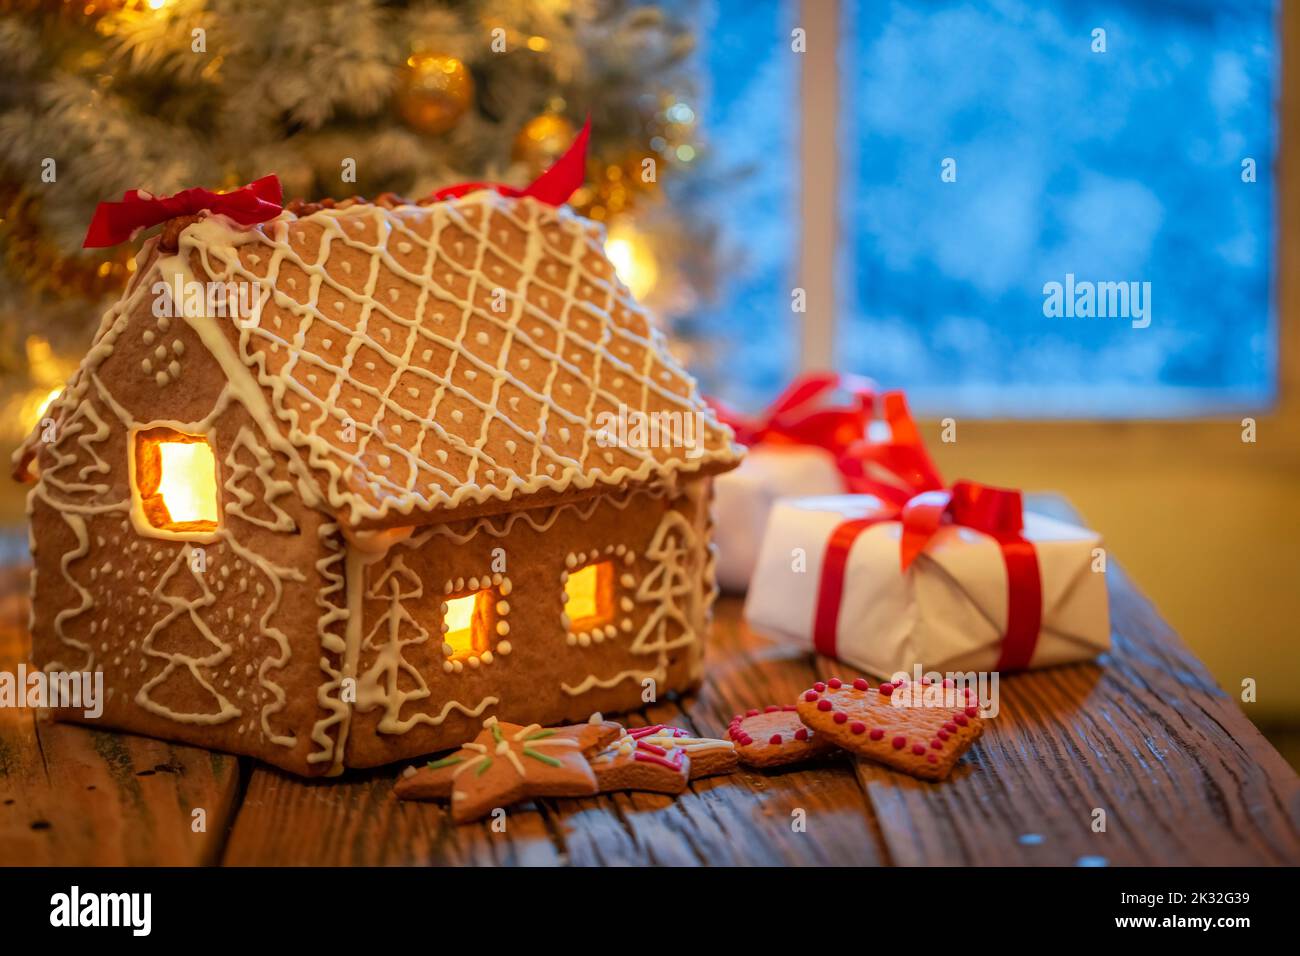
<box><xmin>0</xmin><ymin>0</ymin><xmax>707</xmax><ymax>472</ymax></box>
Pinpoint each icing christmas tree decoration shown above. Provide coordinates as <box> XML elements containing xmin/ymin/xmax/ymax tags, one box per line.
<box><xmin>794</xmin><ymin>680</ymin><xmax>985</xmax><ymax>781</ymax></box>
<box><xmin>15</xmin><ymin>136</ymin><xmax>743</xmax><ymax>776</ymax></box>
<box><xmin>393</xmin><ymin>714</ymin><xmax>622</xmax><ymax>822</ymax></box>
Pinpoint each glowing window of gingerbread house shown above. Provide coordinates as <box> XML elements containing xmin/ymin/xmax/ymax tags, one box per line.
<box><xmin>442</xmin><ymin>589</ymin><xmax>495</xmax><ymax>660</ymax></box>
<box><xmin>134</xmin><ymin>428</ymin><xmax>220</xmax><ymax>533</ymax></box>
<box><xmin>564</xmin><ymin>561</ymin><xmax>615</xmax><ymax>631</ymax></box>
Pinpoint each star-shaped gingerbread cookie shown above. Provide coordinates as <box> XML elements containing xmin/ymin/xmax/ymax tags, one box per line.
<box><xmin>394</xmin><ymin>715</ymin><xmax>622</xmax><ymax>822</ymax></box>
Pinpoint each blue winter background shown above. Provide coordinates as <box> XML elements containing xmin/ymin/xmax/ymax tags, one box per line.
<box><xmin>686</xmin><ymin>0</ymin><xmax>1277</xmax><ymax>416</ymax></box>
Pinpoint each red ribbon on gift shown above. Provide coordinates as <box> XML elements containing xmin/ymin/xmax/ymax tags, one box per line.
<box><xmin>708</xmin><ymin>371</ymin><xmax>946</xmax><ymax>505</ymax></box>
<box><xmin>429</xmin><ymin>117</ymin><xmax>591</xmax><ymax>206</ymax></box>
<box><xmin>813</xmin><ymin>479</ymin><xmax>1044</xmax><ymax>672</ymax></box>
<box><xmin>83</xmin><ymin>174</ymin><xmax>283</xmax><ymax>249</ymax></box>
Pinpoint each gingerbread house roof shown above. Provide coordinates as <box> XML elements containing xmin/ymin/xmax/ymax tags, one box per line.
<box><xmin>167</xmin><ymin>191</ymin><xmax>741</xmax><ymax>527</ymax></box>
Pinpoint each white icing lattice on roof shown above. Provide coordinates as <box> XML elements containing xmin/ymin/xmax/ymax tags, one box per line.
<box><xmin>177</xmin><ymin>192</ymin><xmax>741</xmax><ymax>526</ymax></box>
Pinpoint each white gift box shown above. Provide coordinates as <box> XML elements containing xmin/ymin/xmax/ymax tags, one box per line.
<box><xmin>743</xmin><ymin>495</ymin><xmax>1110</xmax><ymax>676</ymax></box>
<box><xmin>712</xmin><ymin>446</ymin><xmax>845</xmax><ymax>592</ymax></box>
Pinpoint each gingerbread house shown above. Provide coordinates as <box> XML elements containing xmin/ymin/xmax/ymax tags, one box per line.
<box><xmin>13</xmin><ymin>189</ymin><xmax>742</xmax><ymax>775</ymax></box>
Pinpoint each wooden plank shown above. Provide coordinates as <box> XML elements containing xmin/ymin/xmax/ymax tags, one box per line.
<box><xmin>224</xmin><ymin>602</ymin><xmax>884</xmax><ymax>865</ymax></box>
<box><xmin>849</xmin><ymin>494</ymin><xmax>1300</xmax><ymax>866</ymax></box>
<box><xmin>555</xmin><ymin>610</ymin><xmax>884</xmax><ymax>866</ymax></box>
<box><xmin>221</xmin><ymin>764</ymin><xmax>564</xmax><ymax>866</ymax></box>
<box><xmin>0</xmin><ymin>561</ymin><xmax>240</xmax><ymax>867</ymax></box>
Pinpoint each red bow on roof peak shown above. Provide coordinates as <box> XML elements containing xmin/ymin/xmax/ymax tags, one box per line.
<box><xmin>82</xmin><ymin>174</ymin><xmax>283</xmax><ymax>249</ymax></box>
<box><xmin>429</xmin><ymin>116</ymin><xmax>591</xmax><ymax>206</ymax></box>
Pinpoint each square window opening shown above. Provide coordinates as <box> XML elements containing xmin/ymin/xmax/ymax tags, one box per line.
<box><xmin>565</xmin><ymin>560</ymin><xmax>615</xmax><ymax>631</ymax></box>
<box><xmin>443</xmin><ymin>589</ymin><xmax>496</xmax><ymax>661</ymax></box>
<box><xmin>134</xmin><ymin>427</ymin><xmax>219</xmax><ymax>533</ymax></box>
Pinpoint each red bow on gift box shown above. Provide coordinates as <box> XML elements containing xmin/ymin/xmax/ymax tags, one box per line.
<box><xmin>708</xmin><ymin>371</ymin><xmax>946</xmax><ymax>505</ymax></box>
<box><xmin>815</xmin><ymin>479</ymin><xmax>1044</xmax><ymax>672</ymax></box>
<box><xmin>429</xmin><ymin>117</ymin><xmax>591</xmax><ymax>206</ymax></box>
<box><xmin>83</xmin><ymin>174</ymin><xmax>283</xmax><ymax>248</ymax></box>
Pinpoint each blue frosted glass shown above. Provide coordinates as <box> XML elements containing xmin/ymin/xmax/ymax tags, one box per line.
<box><xmin>836</xmin><ymin>0</ymin><xmax>1277</xmax><ymax>416</ymax></box>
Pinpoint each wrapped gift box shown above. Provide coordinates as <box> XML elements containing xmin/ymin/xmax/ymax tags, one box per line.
<box><xmin>743</xmin><ymin>494</ymin><xmax>1110</xmax><ymax>676</ymax></box>
<box><xmin>713</xmin><ymin>446</ymin><xmax>845</xmax><ymax>592</ymax></box>
<box><xmin>710</xmin><ymin>375</ymin><xmax>943</xmax><ymax>592</ymax></box>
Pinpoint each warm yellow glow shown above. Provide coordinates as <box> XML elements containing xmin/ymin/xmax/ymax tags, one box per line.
<box><xmin>157</xmin><ymin>440</ymin><xmax>219</xmax><ymax>524</ymax></box>
<box><xmin>565</xmin><ymin>564</ymin><xmax>601</xmax><ymax>622</ymax></box>
<box><xmin>444</xmin><ymin>592</ymin><xmax>489</xmax><ymax>659</ymax></box>
<box><xmin>605</xmin><ymin>223</ymin><xmax>658</xmax><ymax>301</ymax></box>
<box><xmin>35</xmin><ymin>387</ymin><xmax>61</xmax><ymax>420</ymax></box>
<box><xmin>18</xmin><ymin>386</ymin><xmax>63</xmax><ymax>434</ymax></box>
<box><xmin>147</xmin><ymin>0</ymin><xmax>169</xmax><ymax>10</ymax></box>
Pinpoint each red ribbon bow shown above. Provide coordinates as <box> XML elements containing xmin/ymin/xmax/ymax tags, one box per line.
<box><xmin>708</xmin><ymin>371</ymin><xmax>946</xmax><ymax>505</ymax></box>
<box><xmin>429</xmin><ymin>117</ymin><xmax>591</xmax><ymax>206</ymax></box>
<box><xmin>83</xmin><ymin>174</ymin><xmax>283</xmax><ymax>249</ymax></box>
<box><xmin>814</xmin><ymin>479</ymin><xmax>1044</xmax><ymax>672</ymax></box>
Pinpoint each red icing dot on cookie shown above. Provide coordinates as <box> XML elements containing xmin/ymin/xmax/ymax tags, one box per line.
<box><xmin>794</xmin><ymin>728</ymin><xmax>809</xmax><ymax>741</ymax></box>
<box><xmin>747</xmin><ymin>709</ymin><xmax>761</xmax><ymax>717</ymax></box>
<box><xmin>782</xmin><ymin>704</ymin><xmax>799</xmax><ymax>712</ymax></box>
<box><xmin>911</xmin><ymin>744</ymin><xmax>926</xmax><ymax>756</ymax></box>
<box><xmin>828</xmin><ymin>678</ymin><xmax>842</xmax><ymax>689</ymax></box>
<box><xmin>954</xmin><ymin>714</ymin><xmax>969</xmax><ymax>726</ymax></box>
<box><xmin>930</xmin><ymin>739</ymin><xmax>943</xmax><ymax>750</ymax></box>
<box><xmin>817</xmin><ymin>699</ymin><xmax>833</xmax><ymax>712</ymax></box>
<box><xmin>937</xmin><ymin>730</ymin><xmax>949</xmax><ymax>741</ymax></box>
<box><xmin>944</xmin><ymin>722</ymin><xmax>958</xmax><ymax>734</ymax></box>
<box><xmin>892</xmin><ymin>736</ymin><xmax>906</xmax><ymax>749</ymax></box>
<box><xmin>869</xmin><ymin>728</ymin><xmax>885</xmax><ymax>741</ymax></box>
<box><xmin>879</xmin><ymin>684</ymin><xmax>895</xmax><ymax>697</ymax></box>
<box><xmin>765</xmin><ymin>705</ymin><xmax>780</xmax><ymax>713</ymax></box>
<box><xmin>965</xmin><ymin>706</ymin><xmax>979</xmax><ymax>718</ymax></box>
<box><xmin>769</xmin><ymin>734</ymin><xmax>783</xmax><ymax>745</ymax></box>
<box><xmin>833</xmin><ymin>712</ymin><xmax>847</xmax><ymax>724</ymax></box>
<box><xmin>850</xmin><ymin>721</ymin><xmax>866</xmax><ymax>734</ymax></box>
<box><xmin>813</xmin><ymin>682</ymin><xmax>827</xmax><ymax>692</ymax></box>
<box><xmin>853</xmin><ymin>678</ymin><xmax>869</xmax><ymax>691</ymax></box>
<box><xmin>927</xmin><ymin>754</ymin><xmax>938</xmax><ymax>764</ymax></box>
<box><xmin>803</xmin><ymin>690</ymin><xmax>819</xmax><ymax>702</ymax></box>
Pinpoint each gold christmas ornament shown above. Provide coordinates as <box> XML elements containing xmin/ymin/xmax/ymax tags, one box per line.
<box><xmin>512</xmin><ymin>112</ymin><xmax>577</xmax><ymax>175</ymax></box>
<box><xmin>395</xmin><ymin>53</ymin><xmax>474</xmax><ymax>135</ymax></box>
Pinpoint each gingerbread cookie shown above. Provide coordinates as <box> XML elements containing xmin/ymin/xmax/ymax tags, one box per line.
<box><xmin>628</xmin><ymin>724</ymin><xmax>739</xmax><ymax>779</ymax></box>
<box><xmin>794</xmin><ymin>677</ymin><xmax>984</xmax><ymax>781</ymax></box>
<box><xmin>394</xmin><ymin>715</ymin><xmax>622</xmax><ymax>822</ymax></box>
<box><xmin>590</xmin><ymin>729</ymin><xmax>691</xmax><ymax>794</ymax></box>
<box><xmin>728</xmin><ymin>705</ymin><xmax>838</xmax><ymax>769</ymax></box>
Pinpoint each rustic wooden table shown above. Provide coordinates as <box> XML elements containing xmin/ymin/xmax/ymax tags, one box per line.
<box><xmin>2</xmin><ymin>496</ymin><xmax>1298</xmax><ymax>866</ymax></box>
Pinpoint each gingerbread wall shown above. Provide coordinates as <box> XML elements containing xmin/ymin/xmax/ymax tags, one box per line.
<box><xmin>338</xmin><ymin>479</ymin><xmax>715</xmax><ymax>769</ymax></box>
<box><xmin>26</xmin><ymin>255</ymin><xmax>339</xmax><ymax>775</ymax></box>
